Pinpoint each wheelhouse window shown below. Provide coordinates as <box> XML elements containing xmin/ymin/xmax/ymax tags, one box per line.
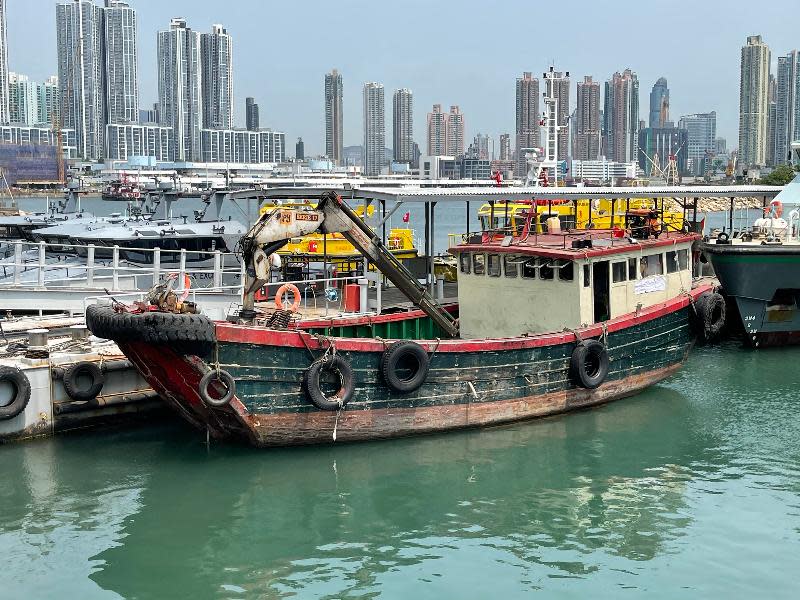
<box><xmin>640</xmin><ymin>253</ymin><xmax>664</xmax><ymax>277</ymax></box>
<box><xmin>558</xmin><ymin>260</ymin><xmax>574</xmax><ymax>281</ymax></box>
<box><xmin>583</xmin><ymin>264</ymin><xmax>591</xmax><ymax>287</ymax></box>
<box><xmin>666</xmin><ymin>248</ymin><xmax>689</xmax><ymax>273</ymax></box>
<box><xmin>487</xmin><ymin>254</ymin><xmax>501</xmax><ymax>277</ymax></box>
<box><xmin>522</xmin><ymin>258</ymin><xmax>537</xmax><ymax>279</ymax></box>
<box><xmin>504</xmin><ymin>255</ymin><xmax>518</xmax><ymax>278</ymax></box>
<box><xmin>612</xmin><ymin>261</ymin><xmax>627</xmax><ymax>283</ymax></box>
<box><xmin>628</xmin><ymin>258</ymin><xmax>638</xmax><ymax>280</ymax></box>
<box><xmin>473</xmin><ymin>253</ymin><xmax>486</xmax><ymax>275</ymax></box>
<box><xmin>459</xmin><ymin>253</ymin><xmax>470</xmax><ymax>274</ymax></box>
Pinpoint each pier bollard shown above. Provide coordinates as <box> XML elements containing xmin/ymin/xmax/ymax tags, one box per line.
<box><xmin>69</xmin><ymin>325</ymin><xmax>89</xmax><ymax>341</ymax></box>
<box><xmin>26</xmin><ymin>328</ymin><xmax>50</xmax><ymax>359</ymax></box>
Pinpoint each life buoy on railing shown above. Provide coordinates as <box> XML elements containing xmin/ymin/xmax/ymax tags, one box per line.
<box><xmin>275</xmin><ymin>283</ymin><xmax>301</xmax><ymax>312</ymax></box>
<box><xmin>198</xmin><ymin>369</ymin><xmax>236</xmax><ymax>407</ymax></box>
<box><xmin>765</xmin><ymin>199</ymin><xmax>784</xmax><ymax>219</ymax></box>
<box><xmin>302</xmin><ymin>356</ymin><xmax>354</xmax><ymax>411</ymax></box>
<box><xmin>569</xmin><ymin>340</ymin><xmax>609</xmax><ymax>389</ymax></box>
<box><xmin>166</xmin><ymin>272</ymin><xmax>191</xmax><ymax>302</ymax></box>
<box><xmin>380</xmin><ymin>341</ymin><xmax>430</xmax><ymax>393</ymax></box>
<box><xmin>63</xmin><ymin>361</ymin><xmax>104</xmax><ymax>401</ymax></box>
<box><xmin>0</xmin><ymin>366</ymin><xmax>31</xmax><ymax>421</ymax></box>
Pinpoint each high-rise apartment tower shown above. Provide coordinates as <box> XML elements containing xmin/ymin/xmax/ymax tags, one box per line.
<box><xmin>325</xmin><ymin>69</ymin><xmax>343</xmax><ymax>164</ymax></box>
<box><xmin>158</xmin><ymin>17</ymin><xmax>202</xmax><ymax>161</ymax></box>
<box><xmin>739</xmin><ymin>35</ymin><xmax>771</xmax><ymax>167</ymax></box>
<box><xmin>200</xmin><ymin>24</ymin><xmax>233</xmax><ymax>130</ymax></box>
<box><xmin>392</xmin><ymin>88</ymin><xmax>413</xmax><ymax>164</ymax></box>
<box><xmin>363</xmin><ymin>82</ymin><xmax>385</xmax><ymax>176</ymax></box>
<box><xmin>515</xmin><ymin>72</ymin><xmax>539</xmax><ymax>176</ymax></box>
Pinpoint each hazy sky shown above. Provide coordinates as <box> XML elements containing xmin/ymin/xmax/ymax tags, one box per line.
<box><xmin>6</xmin><ymin>0</ymin><xmax>799</xmax><ymax>156</ymax></box>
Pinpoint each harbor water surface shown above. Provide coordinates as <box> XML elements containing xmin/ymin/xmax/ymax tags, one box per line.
<box><xmin>2</xmin><ymin>341</ymin><xmax>799</xmax><ymax>598</ymax></box>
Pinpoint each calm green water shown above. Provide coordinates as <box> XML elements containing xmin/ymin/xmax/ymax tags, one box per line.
<box><xmin>2</xmin><ymin>342</ymin><xmax>800</xmax><ymax>599</ymax></box>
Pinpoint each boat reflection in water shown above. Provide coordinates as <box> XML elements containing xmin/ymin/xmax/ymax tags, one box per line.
<box><xmin>86</xmin><ymin>390</ymin><xmax>720</xmax><ymax>598</ymax></box>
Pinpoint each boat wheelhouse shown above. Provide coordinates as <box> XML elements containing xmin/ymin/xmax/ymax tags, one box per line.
<box><xmin>451</xmin><ymin>229</ymin><xmax>696</xmax><ymax>339</ymax></box>
<box><xmin>87</xmin><ymin>190</ymin><xmax>715</xmax><ymax>448</ymax></box>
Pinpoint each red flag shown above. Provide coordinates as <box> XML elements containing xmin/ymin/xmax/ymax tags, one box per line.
<box><xmin>402</xmin><ymin>212</ymin><xmax>410</xmax><ymax>223</ymax></box>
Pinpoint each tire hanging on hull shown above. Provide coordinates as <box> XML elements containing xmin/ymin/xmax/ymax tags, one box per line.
<box><xmin>570</xmin><ymin>340</ymin><xmax>609</xmax><ymax>389</ymax></box>
<box><xmin>380</xmin><ymin>341</ymin><xmax>430</xmax><ymax>393</ymax></box>
<box><xmin>302</xmin><ymin>356</ymin><xmax>355</xmax><ymax>411</ymax></box>
<box><xmin>692</xmin><ymin>291</ymin><xmax>726</xmax><ymax>342</ymax></box>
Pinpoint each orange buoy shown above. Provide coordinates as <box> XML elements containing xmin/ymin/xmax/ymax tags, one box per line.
<box><xmin>274</xmin><ymin>283</ymin><xmax>301</xmax><ymax>312</ymax></box>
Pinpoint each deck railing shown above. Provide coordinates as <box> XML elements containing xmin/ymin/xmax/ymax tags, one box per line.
<box><xmin>0</xmin><ymin>240</ymin><xmax>244</xmax><ymax>293</ymax></box>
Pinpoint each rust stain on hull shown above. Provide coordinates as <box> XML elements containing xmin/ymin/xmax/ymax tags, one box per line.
<box><xmin>246</xmin><ymin>363</ymin><xmax>682</xmax><ymax>446</ymax></box>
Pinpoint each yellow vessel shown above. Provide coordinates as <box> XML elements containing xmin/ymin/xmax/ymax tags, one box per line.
<box><xmin>259</xmin><ymin>201</ymin><xmax>418</xmax><ymax>264</ymax></box>
<box><xmin>475</xmin><ymin>197</ymin><xmax>684</xmax><ymax>235</ymax></box>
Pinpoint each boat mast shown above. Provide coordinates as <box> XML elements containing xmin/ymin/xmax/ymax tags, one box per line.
<box><xmin>525</xmin><ymin>67</ymin><xmax>567</xmax><ymax>188</ymax></box>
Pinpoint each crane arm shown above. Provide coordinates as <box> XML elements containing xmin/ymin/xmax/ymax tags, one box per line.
<box><xmin>240</xmin><ymin>191</ymin><xmax>459</xmax><ymax>338</ymax></box>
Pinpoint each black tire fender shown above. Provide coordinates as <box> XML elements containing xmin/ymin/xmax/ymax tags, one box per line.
<box><xmin>198</xmin><ymin>369</ymin><xmax>236</xmax><ymax>407</ymax></box>
<box><xmin>302</xmin><ymin>355</ymin><xmax>354</xmax><ymax>411</ymax></box>
<box><xmin>380</xmin><ymin>341</ymin><xmax>430</xmax><ymax>393</ymax></box>
<box><xmin>62</xmin><ymin>362</ymin><xmax>105</xmax><ymax>401</ymax></box>
<box><xmin>0</xmin><ymin>366</ymin><xmax>32</xmax><ymax>421</ymax></box>
<box><xmin>570</xmin><ymin>340</ymin><xmax>609</xmax><ymax>389</ymax></box>
<box><xmin>692</xmin><ymin>291</ymin><xmax>726</xmax><ymax>341</ymax></box>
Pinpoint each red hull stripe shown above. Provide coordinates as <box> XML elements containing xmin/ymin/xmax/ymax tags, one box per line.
<box><xmin>217</xmin><ymin>284</ymin><xmax>712</xmax><ymax>352</ymax></box>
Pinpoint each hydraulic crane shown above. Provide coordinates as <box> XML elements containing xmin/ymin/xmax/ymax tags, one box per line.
<box><xmin>239</xmin><ymin>190</ymin><xmax>460</xmax><ymax>338</ymax></box>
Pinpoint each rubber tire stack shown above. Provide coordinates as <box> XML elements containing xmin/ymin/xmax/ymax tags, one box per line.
<box><xmin>86</xmin><ymin>305</ymin><xmax>215</xmax><ymax>356</ymax></box>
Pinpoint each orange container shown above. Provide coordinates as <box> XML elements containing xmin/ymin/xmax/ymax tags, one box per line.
<box><xmin>343</xmin><ymin>284</ymin><xmax>360</xmax><ymax>312</ymax></box>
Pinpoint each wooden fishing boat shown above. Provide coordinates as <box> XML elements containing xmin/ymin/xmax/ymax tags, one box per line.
<box><xmin>87</xmin><ymin>191</ymin><xmax>719</xmax><ymax>447</ymax></box>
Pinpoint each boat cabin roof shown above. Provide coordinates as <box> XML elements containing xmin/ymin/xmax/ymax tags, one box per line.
<box><xmin>450</xmin><ymin>229</ymin><xmax>699</xmax><ymax>261</ymax></box>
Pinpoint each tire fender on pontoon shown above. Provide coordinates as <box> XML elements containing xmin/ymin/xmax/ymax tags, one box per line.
<box><xmin>62</xmin><ymin>362</ymin><xmax>105</xmax><ymax>401</ymax></box>
<box><xmin>0</xmin><ymin>366</ymin><xmax>32</xmax><ymax>421</ymax></box>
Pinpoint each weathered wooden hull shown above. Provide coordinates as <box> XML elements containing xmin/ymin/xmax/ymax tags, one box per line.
<box><xmin>117</xmin><ymin>286</ymin><xmax>709</xmax><ymax>447</ymax></box>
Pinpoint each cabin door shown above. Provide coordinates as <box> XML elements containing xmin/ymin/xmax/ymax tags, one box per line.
<box><xmin>592</xmin><ymin>261</ymin><xmax>610</xmax><ymax>323</ymax></box>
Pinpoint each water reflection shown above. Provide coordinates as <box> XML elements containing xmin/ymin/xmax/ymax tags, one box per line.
<box><xmin>88</xmin><ymin>388</ymin><xmax>726</xmax><ymax>598</ymax></box>
<box><xmin>4</xmin><ymin>344</ymin><xmax>800</xmax><ymax>598</ymax></box>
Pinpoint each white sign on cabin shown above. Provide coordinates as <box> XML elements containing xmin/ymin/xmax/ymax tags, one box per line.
<box><xmin>635</xmin><ymin>275</ymin><xmax>667</xmax><ymax>294</ymax></box>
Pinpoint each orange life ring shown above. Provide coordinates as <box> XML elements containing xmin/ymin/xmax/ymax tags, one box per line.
<box><xmin>275</xmin><ymin>283</ymin><xmax>301</xmax><ymax>312</ymax></box>
<box><xmin>766</xmin><ymin>199</ymin><xmax>783</xmax><ymax>218</ymax></box>
<box><xmin>166</xmin><ymin>272</ymin><xmax>191</xmax><ymax>302</ymax></box>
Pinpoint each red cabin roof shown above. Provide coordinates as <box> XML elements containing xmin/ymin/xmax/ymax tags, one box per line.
<box><xmin>450</xmin><ymin>230</ymin><xmax>699</xmax><ymax>260</ymax></box>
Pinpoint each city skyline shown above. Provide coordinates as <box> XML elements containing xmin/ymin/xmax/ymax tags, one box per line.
<box><xmin>7</xmin><ymin>0</ymin><xmax>800</xmax><ymax>157</ymax></box>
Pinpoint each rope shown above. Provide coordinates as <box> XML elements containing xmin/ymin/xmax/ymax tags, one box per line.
<box><xmin>429</xmin><ymin>337</ymin><xmax>441</xmax><ymax>360</ymax></box>
<box><xmin>563</xmin><ymin>327</ymin><xmax>583</xmax><ymax>343</ymax></box>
